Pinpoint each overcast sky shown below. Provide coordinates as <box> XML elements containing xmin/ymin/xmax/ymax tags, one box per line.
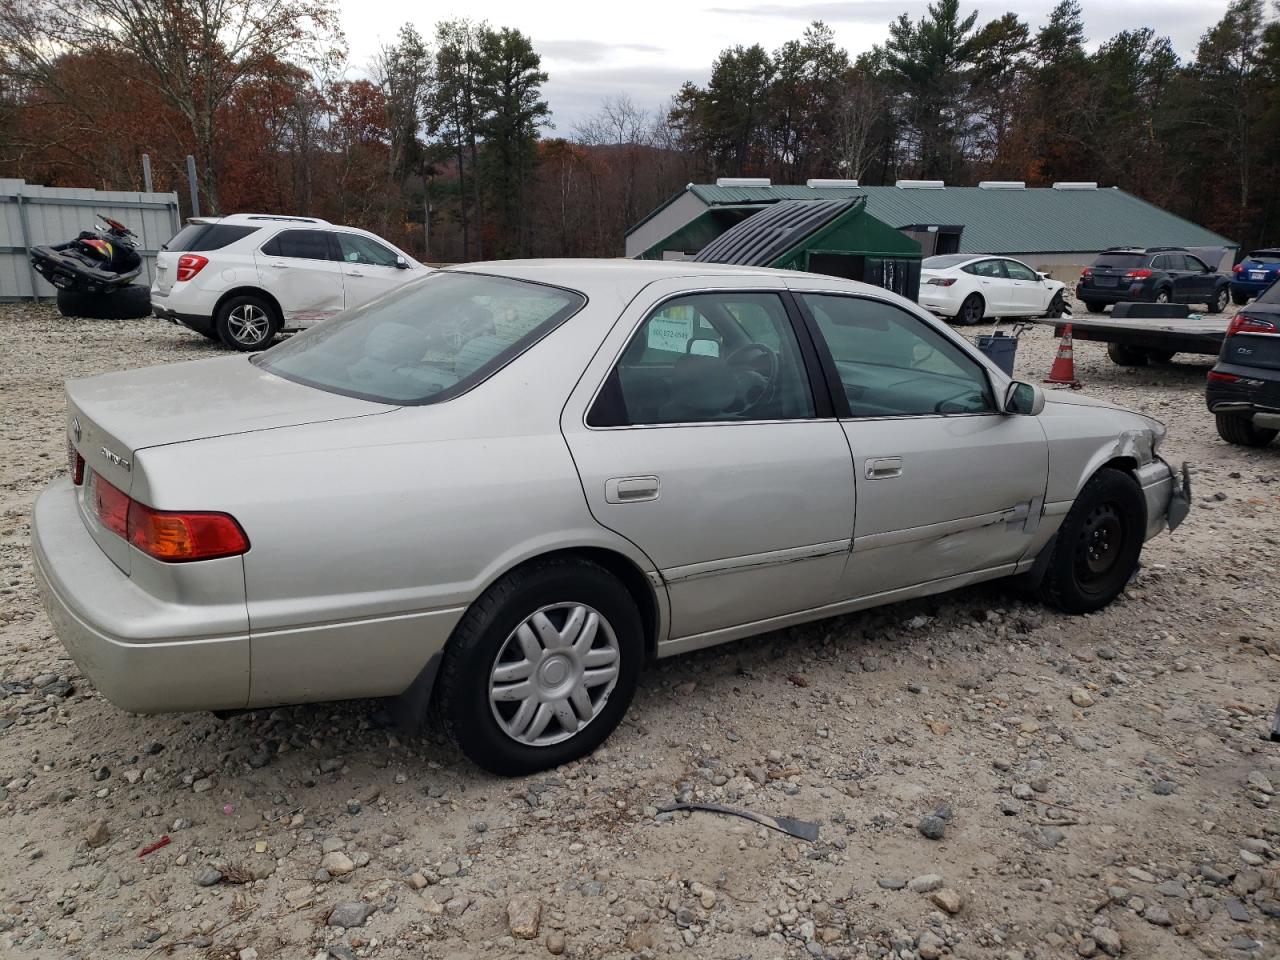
<box><xmin>340</xmin><ymin>0</ymin><xmax>1230</xmax><ymax>130</ymax></box>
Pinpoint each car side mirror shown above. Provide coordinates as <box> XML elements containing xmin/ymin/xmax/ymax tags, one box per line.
<box><xmin>1037</xmin><ymin>272</ymin><xmax>1050</xmax><ymax>282</ymax></box>
<box><xmin>1003</xmin><ymin>380</ymin><xmax>1045</xmax><ymax>416</ymax></box>
<box><xmin>395</xmin><ymin>256</ymin><xmax>410</xmax><ymax>270</ymax></box>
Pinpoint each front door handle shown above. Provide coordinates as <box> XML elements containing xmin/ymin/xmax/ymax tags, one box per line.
<box><xmin>605</xmin><ymin>476</ymin><xmax>660</xmax><ymax>503</ymax></box>
<box><xmin>270</xmin><ymin>262</ymin><xmax>288</xmax><ymax>269</ymax></box>
<box><xmin>865</xmin><ymin>457</ymin><xmax>903</xmax><ymax>480</ymax></box>
<box><xmin>347</xmin><ymin>270</ymin><xmax>365</xmax><ymax>277</ymax></box>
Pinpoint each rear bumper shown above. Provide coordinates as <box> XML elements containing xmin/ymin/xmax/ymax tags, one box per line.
<box><xmin>1206</xmin><ymin>361</ymin><xmax>1280</xmax><ymax>426</ymax></box>
<box><xmin>152</xmin><ymin>304</ymin><xmax>215</xmax><ymax>336</ymax></box>
<box><xmin>30</xmin><ymin>479</ymin><xmax>250</xmax><ymax>713</ymax></box>
<box><xmin>1075</xmin><ymin>284</ymin><xmax>1149</xmax><ymax>306</ymax></box>
<box><xmin>1230</xmin><ymin>279</ymin><xmax>1275</xmax><ymax>298</ymax></box>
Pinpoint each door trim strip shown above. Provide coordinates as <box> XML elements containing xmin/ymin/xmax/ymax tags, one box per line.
<box><xmin>662</xmin><ymin>539</ymin><xmax>851</xmax><ymax>585</ymax></box>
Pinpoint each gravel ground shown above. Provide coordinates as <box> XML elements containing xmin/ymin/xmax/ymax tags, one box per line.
<box><xmin>1</xmin><ymin>299</ymin><xmax>1279</xmax><ymax>960</ymax></box>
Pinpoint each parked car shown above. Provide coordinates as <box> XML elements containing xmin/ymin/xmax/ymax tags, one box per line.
<box><xmin>1076</xmin><ymin>247</ymin><xmax>1230</xmax><ymax>314</ymax></box>
<box><xmin>1206</xmin><ymin>278</ymin><xmax>1280</xmax><ymax>447</ymax></box>
<box><xmin>1230</xmin><ymin>248</ymin><xmax>1280</xmax><ymax>305</ymax></box>
<box><xmin>919</xmin><ymin>254</ymin><xmax>1067</xmax><ymax>324</ymax></box>
<box><xmin>150</xmin><ymin>214</ymin><xmax>425</xmax><ymax>351</ymax></box>
<box><xmin>34</xmin><ymin>261</ymin><xmax>1189</xmax><ymax>775</ymax></box>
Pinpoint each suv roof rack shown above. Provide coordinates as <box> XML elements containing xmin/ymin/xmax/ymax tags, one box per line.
<box><xmin>1144</xmin><ymin>246</ymin><xmax>1187</xmax><ymax>252</ymax></box>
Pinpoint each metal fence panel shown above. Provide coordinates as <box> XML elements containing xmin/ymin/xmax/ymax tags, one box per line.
<box><xmin>0</xmin><ymin>179</ymin><xmax>181</xmax><ymax>300</ymax></box>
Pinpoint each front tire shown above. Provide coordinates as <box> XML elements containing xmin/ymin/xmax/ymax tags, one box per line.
<box><xmin>1038</xmin><ymin>468</ymin><xmax>1145</xmax><ymax>614</ymax></box>
<box><xmin>1084</xmin><ymin>300</ymin><xmax>1107</xmax><ymax>314</ymax></box>
<box><xmin>1206</xmin><ymin>286</ymin><xmax>1228</xmax><ymax>314</ymax></box>
<box><xmin>956</xmin><ymin>293</ymin><xmax>984</xmax><ymax>325</ymax></box>
<box><xmin>1216</xmin><ymin>413</ymin><xmax>1278</xmax><ymax>448</ymax></box>
<box><xmin>1232</xmin><ymin>290</ymin><xmax>1250</xmax><ymax>306</ymax></box>
<box><xmin>437</xmin><ymin>558</ymin><xmax>643</xmax><ymax>776</ymax></box>
<box><xmin>1147</xmin><ymin>350</ymin><xmax>1174</xmax><ymax>363</ymax></box>
<box><xmin>215</xmin><ymin>294</ymin><xmax>280</xmax><ymax>351</ymax></box>
<box><xmin>1045</xmin><ymin>291</ymin><xmax>1067</xmax><ymax>318</ymax></box>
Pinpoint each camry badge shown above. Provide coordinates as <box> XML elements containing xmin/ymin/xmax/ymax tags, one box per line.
<box><xmin>71</xmin><ymin>417</ymin><xmax>81</xmax><ymax>444</ymax></box>
<box><xmin>100</xmin><ymin>447</ymin><xmax>131</xmax><ymax>472</ymax></box>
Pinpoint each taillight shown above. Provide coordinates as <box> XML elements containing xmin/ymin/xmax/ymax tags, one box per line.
<box><xmin>1233</xmin><ymin>263</ymin><xmax>1244</xmax><ymax>273</ymax></box>
<box><xmin>1207</xmin><ymin>370</ymin><xmax>1240</xmax><ymax>383</ymax></box>
<box><xmin>1124</xmin><ymin>269</ymin><xmax>1153</xmax><ymax>280</ymax></box>
<box><xmin>1080</xmin><ymin>267</ymin><xmax>1092</xmax><ymax>278</ymax></box>
<box><xmin>175</xmin><ymin>254</ymin><xmax>208</xmax><ymax>282</ymax></box>
<box><xmin>67</xmin><ymin>438</ymin><xmax>84</xmax><ymax>485</ymax></box>
<box><xmin>1227</xmin><ymin>313</ymin><xmax>1279</xmax><ymax>336</ymax></box>
<box><xmin>926</xmin><ymin>277</ymin><xmax>957</xmax><ymax>286</ymax></box>
<box><xmin>86</xmin><ymin>472</ymin><xmax>249</xmax><ymax>562</ymax></box>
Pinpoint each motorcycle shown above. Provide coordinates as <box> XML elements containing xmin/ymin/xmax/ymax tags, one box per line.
<box><xmin>29</xmin><ymin>215</ymin><xmax>151</xmax><ymax>319</ymax></box>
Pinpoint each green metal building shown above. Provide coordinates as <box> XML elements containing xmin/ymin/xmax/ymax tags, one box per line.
<box><xmin>627</xmin><ymin>179</ymin><xmax>1237</xmax><ymax>276</ymax></box>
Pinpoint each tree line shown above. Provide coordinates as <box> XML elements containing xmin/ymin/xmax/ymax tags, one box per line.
<box><xmin>1</xmin><ymin>0</ymin><xmax>1277</xmax><ymax>261</ymax></box>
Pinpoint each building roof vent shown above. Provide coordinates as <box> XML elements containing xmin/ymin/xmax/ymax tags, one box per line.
<box><xmin>978</xmin><ymin>181</ymin><xmax>1025</xmax><ymax>189</ymax></box>
<box><xmin>896</xmin><ymin>179</ymin><xmax>945</xmax><ymax>189</ymax></box>
<box><xmin>806</xmin><ymin>178</ymin><xmax>859</xmax><ymax>188</ymax></box>
<box><xmin>715</xmin><ymin>177</ymin><xmax>771</xmax><ymax>188</ymax></box>
<box><xmin>1052</xmin><ymin>181</ymin><xmax>1098</xmax><ymax>190</ymax></box>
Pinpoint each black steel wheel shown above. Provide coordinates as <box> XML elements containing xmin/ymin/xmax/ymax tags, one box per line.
<box><xmin>1038</xmin><ymin>467</ymin><xmax>1145</xmax><ymax>614</ymax></box>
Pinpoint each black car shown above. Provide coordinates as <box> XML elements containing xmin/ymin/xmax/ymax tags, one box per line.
<box><xmin>1206</xmin><ymin>280</ymin><xmax>1280</xmax><ymax>447</ymax></box>
<box><xmin>1077</xmin><ymin>247</ymin><xmax>1230</xmax><ymax>314</ymax></box>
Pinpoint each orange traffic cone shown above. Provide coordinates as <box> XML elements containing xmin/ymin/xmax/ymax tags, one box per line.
<box><xmin>1045</xmin><ymin>324</ymin><xmax>1080</xmax><ymax>387</ymax></box>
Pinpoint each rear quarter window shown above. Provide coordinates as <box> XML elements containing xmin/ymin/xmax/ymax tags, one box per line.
<box><xmin>163</xmin><ymin>224</ymin><xmax>259</xmax><ymax>252</ymax></box>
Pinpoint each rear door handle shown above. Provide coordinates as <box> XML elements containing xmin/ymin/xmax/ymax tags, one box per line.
<box><xmin>605</xmin><ymin>476</ymin><xmax>660</xmax><ymax>503</ymax></box>
<box><xmin>347</xmin><ymin>270</ymin><xmax>364</xmax><ymax>277</ymax></box>
<box><xmin>865</xmin><ymin>457</ymin><xmax>902</xmax><ymax>480</ymax></box>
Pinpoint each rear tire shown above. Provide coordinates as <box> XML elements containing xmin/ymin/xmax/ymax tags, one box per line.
<box><xmin>437</xmin><ymin>558</ymin><xmax>643</xmax><ymax>776</ymax></box>
<box><xmin>956</xmin><ymin>293</ymin><xmax>984</xmax><ymax>325</ymax></box>
<box><xmin>1215</xmin><ymin>413</ymin><xmax>1278</xmax><ymax>448</ymax></box>
<box><xmin>1107</xmin><ymin>342</ymin><xmax>1148</xmax><ymax>366</ymax></box>
<box><xmin>1232</xmin><ymin>290</ymin><xmax>1250</xmax><ymax>306</ymax></box>
<box><xmin>1038</xmin><ymin>468</ymin><xmax>1145</xmax><ymax>614</ymax></box>
<box><xmin>215</xmin><ymin>294</ymin><xmax>280</xmax><ymax>351</ymax></box>
<box><xmin>56</xmin><ymin>284</ymin><xmax>151</xmax><ymax>320</ymax></box>
<box><xmin>1154</xmin><ymin>288</ymin><xmax>1171</xmax><ymax>305</ymax></box>
<box><xmin>1206</xmin><ymin>286</ymin><xmax>1229</xmax><ymax>314</ymax></box>
<box><xmin>1084</xmin><ymin>300</ymin><xmax>1106</xmax><ymax>314</ymax></box>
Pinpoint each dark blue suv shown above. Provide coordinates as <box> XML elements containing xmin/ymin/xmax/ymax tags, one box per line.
<box><xmin>1077</xmin><ymin>247</ymin><xmax>1230</xmax><ymax>314</ymax></box>
<box><xmin>1230</xmin><ymin>249</ymin><xmax>1280</xmax><ymax>305</ymax></box>
<box><xmin>1206</xmin><ymin>279</ymin><xmax>1280</xmax><ymax>447</ymax></box>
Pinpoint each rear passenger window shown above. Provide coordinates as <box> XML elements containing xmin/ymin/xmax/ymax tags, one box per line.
<box><xmin>801</xmin><ymin>294</ymin><xmax>995</xmax><ymax>417</ymax></box>
<box><xmin>261</xmin><ymin>229</ymin><xmax>335</xmax><ymax>261</ymax></box>
<box><xmin>163</xmin><ymin>223</ymin><xmax>258</xmax><ymax>252</ymax></box>
<box><xmin>588</xmin><ymin>293</ymin><xmax>815</xmax><ymax>427</ymax></box>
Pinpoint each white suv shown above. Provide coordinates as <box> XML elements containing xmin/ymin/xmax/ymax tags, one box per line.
<box><xmin>150</xmin><ymin>214</ymin><xmax>426</xmax><ymax>350</ymax></box>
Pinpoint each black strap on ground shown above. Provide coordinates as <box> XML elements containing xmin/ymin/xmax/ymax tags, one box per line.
<box><xmin>657</xmin><ymin>801</ymin><xmax>821</xmax><ymax>842</ymax></box>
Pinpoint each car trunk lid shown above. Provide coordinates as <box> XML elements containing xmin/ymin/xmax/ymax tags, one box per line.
<box><xmin>65</xmin><ymin>356</ymin><xmax>392</xmax><ymax>574</ymax></box>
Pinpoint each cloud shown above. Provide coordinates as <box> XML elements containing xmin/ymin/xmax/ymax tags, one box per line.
<box><xmin>537</xmin><ymin>38</ymin><xmax>665</xmax><ymax>63</ymax></box>
<box><xmin>542</xmin><ymin>63</ymin><xmax>709</xmax><ymax>129</ymax></box>
<box><xmin>707</xmin><ymin>1</ymin><xmax>923</xmax><ymax>22</ymax></box>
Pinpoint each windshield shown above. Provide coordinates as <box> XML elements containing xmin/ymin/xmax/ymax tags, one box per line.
<box><xmin>1092</xmin><ymin>253</ymin><xmax>1148</xmax><ymax>269</ymax></box>
<box><xmin>255</xmin><ymin>272</ymin><xmax>586</xmax><ymax>404</ymax></box>
<box><xmin>923</xmin><ymin>254</ymin><xmax>972</xmax><ymax>269</ymax></box>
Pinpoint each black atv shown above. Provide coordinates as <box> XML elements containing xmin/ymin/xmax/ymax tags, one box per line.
<box><xmin>30</xmin><ymin>216</ymin><xmax>151</xmax><ymax>319</ymax></box>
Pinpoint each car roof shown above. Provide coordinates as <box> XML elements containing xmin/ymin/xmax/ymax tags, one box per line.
<box><xmin>1100</xmin><ymin>246</ymin><xmax>1185</xmax><ymax>255</ymax></box>
<box><xmin>448</xmin><ymin>258</ymin><xmax>835</xmax><ymax>301</ymax></box>
<box><xmin>191</xmin><ymin>213</ymin><xmax>331</xmax><ymax>226</ymax></box>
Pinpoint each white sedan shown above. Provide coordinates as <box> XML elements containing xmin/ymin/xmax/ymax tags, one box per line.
<box><xmin>920</xmin><ymin>254</ymin><xmax>1068</xmax><ymax>325</ymax></box>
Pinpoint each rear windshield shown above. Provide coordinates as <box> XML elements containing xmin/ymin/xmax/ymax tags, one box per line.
<box><xmin>1247</xmin><ymin>251</ymin><xmax>1280</xmax><ymax>264</ymax></box>
<box><xmin>255</xmin><ymin>272</ymin><xmax>586</xmax><ymax>404</ymax></box>
<box><xmin>1257</xmin><ymin>280</ymin><xmax>1280</xmax><ymax>304</ymax></box>
<box><xmin>923</xmin><ymin>254</ymin><xmax>972</xmax><ymax>268</ymax></box>
<box><xmin>163</xmin><ymin>223</ymin><xmax>259</xmax><ymax>252</ymax></box>
<box><xmin>1091</xmin><ymin>253</ymin><xmax>1148</xmax><ymax>268</ymax></box>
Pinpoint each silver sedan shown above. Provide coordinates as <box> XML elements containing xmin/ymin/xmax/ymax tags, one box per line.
<box><xmin>32</xmin><ymin>261</ymin><xmax>1190</xmax><ymax>774</ymax></box>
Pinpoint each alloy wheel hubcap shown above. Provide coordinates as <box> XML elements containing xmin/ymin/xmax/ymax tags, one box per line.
<box><xmin>488</xmin><ymin>603</ymin><xmax>621</xmax><ymax>747</ymax></box>
<box><xmin>227</xmin><ymin>304</ymin><xmax>269</xmax><ymax>344</ymax></box>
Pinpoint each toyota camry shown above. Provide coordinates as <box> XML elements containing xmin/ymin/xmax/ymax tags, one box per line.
<box><xmin>33</xmin><ymin>260</ymin><xmax>1189</xmax><ymax>774</ymax></box>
